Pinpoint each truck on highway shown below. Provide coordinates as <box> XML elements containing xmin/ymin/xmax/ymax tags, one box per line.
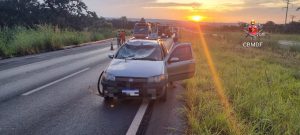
<box><xmin>133</xmin><ymin>18</ymin><xmax>151</xmax><ymax>39</ymax></box>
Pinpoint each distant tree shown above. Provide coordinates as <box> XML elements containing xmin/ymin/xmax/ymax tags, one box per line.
<box><xmin>120</xmin><ymin>16</ymin><xmax>128</xmax><ymax>29</ymax></box>
<box><xmin>265</xmin><ymin>21</ymin><xmax>276</xmax><ymax>25</ymax></box>
<box><xmin>286</xmin><ymin>21</ymin><xmax>300</xmax><ymax>33</ymax></box>
<box><xmin>40</xmin><ymin>0</ymin><xmax>97</xmax><ymax>30</ymax></box>
<box><xmin>140</xmin><ymin>18</ymin><xmax>146</xmax><ymax>23</ymax></box>
<box><xmin>110</xmin><ymin>16</ymin><xmax>134</xmax><ymax>29</ymax></box>
<box><xmin>264</xmin><ymin>21</ymin><xmax>276</xmax><ymax>33</ymax></box>
<box><xmin>0</xmin><ymin>0</ymin><xmax>113</xmax><ymax>31</ymax></box>
<box><xmin>0</xmin><ymin>0</ymin><xmax>41</xmax><ymax>27</ymax></box>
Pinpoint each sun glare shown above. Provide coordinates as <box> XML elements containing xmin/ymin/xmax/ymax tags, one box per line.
<box><xmin>189</xmin><ymin>15</ymin><xmax>204</xmax><ymax>22</ymax></box>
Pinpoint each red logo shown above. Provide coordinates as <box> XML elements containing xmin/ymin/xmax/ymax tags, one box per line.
<box><xmin>248</xmin><ymin>25</ymin><xmax>258</xmax><ymax>36</ymax></box>
<box><xmin>243</xmin><ymin>20</ymin><xmax>263</xmax><ymax>41</ymax></box>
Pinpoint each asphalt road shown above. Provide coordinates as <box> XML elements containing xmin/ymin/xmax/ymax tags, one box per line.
<box><xmin>0</xmin><ymin>39</ymin><xmax>185</xmax><ymax>135</ymax></box>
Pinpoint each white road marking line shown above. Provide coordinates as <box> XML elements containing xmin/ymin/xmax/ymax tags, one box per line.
<box><xmin>22</xmin><ymin>68</ymin><xmax>90</xmax><ymax>96</ymax></box>
<box><xmin>126</xmin><ymin>99</ymin><xmax>149</xmax><ymax>135</ymax></box>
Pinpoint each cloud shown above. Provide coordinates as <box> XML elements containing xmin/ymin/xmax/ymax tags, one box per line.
<box><xmin>241</xmin><ymin>0</ymin><xmax>300</xmax><ymax>8</ymax></box>
<box><xmin>149</xmin><ymin>2</ymin><xmax>201</xmax><ymax>7</ymax></box>
<box><xmin>143</xmin><ymin>2</ymin><xmax>201</xmax><ymax>10</ymax></box>
<box><xmin>82</xmin><ymin>0</ymin><xmax>300</xmax><ymax>23</ymax></box>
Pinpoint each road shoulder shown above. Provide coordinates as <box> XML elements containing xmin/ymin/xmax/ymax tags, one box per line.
<box><xmin>145</xmin><ymin>82</ymin><xmax>186</xmax><ymax>135</ymax></box>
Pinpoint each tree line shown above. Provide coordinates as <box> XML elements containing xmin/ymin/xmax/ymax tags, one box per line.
<box><xmin>263</xmin><ymin>21</ymin><xmax>300</xmax><ymax>33</ymax></box>
<box><xmin>0</xmin><ymin>0</ymin><xmax>133</xmax><ymax>31</ymax></box>
<box><xmin>214</xmin><ymin>21</ymin><xmax>300</xmax><ymax>34</ymax></box>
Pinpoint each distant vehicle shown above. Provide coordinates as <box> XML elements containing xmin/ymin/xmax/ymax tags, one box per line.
<box><xmin>133</xmin><ymin>18</ymin><xmax>151</xmax><ymax>39</ymax></box>
<box><xmin>98</xmin><ymin>39</ymin><xmax>195</xmax><ymax>101</ymax></box>
<box><xmin>158</xmin><ymin>25</ymin><xmax>172</xmax><ymax>38</ymax></box>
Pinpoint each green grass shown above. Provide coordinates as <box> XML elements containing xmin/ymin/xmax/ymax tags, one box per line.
<box><xmin>0</xmin><ymin>26</ymin><xmax>114</xmax><ymax>58</ymax></box>
<box><xmin>271</xmin><ymin>34</ymin><xmax>300</xmax><ymax>42</ymax></box>
<box><xmin>182</xmin><ymin>30</ymin><xmax>300</xmax><ymax>135</ymax></box>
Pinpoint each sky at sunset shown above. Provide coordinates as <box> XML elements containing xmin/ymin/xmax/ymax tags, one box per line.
<box><xmin>83</xmin><ymin>0</ymin><xmax>300</xmax><ymax>24</ymax></box>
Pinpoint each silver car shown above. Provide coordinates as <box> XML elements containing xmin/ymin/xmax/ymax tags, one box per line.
<box><xmin>98</xmin><ymin>39</ymin><xmax>195</xmax><ymax>101</ymax></box>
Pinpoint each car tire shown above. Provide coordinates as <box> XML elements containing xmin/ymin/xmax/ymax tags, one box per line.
<box><xmin>97</xmin><ymin>71</ymin><xmax>104</xmax><ymax>96</ymax></box>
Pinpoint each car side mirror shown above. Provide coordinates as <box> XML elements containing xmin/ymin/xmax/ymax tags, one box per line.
<box><xmin>108</xmin><ymin>54</ymin><xmax>114</xmax><ymax>59</ymax></box>
<box><xmin>169</xmin><ymin>57</ymin><xmax>180</xmax><ymax>63</ymax></box>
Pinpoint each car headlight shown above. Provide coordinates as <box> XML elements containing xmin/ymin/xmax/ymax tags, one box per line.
<box><xmin>102</xmin><ymin>72</ymin><xmax>115</xmax><ymax>81</ymax></box>
<box><xmin>148</xmin><ymin>75</ymin><xmax>166</xmax><ymax>83</ymax></box>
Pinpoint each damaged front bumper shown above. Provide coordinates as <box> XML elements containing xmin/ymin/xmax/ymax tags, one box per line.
<box><xmin>101</xmin><ymin>79</ymin><xmax>167</xmax><ymax>100</ymax></box>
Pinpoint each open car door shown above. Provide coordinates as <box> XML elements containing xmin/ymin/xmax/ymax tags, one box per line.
<box><xmin>166</xmin><ymin>43</ymin><xmax>195</xmax><ymax>82</ymax></box>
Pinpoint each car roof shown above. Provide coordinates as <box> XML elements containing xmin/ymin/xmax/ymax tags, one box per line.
<box><xmin>127</xmin><ymin>39</ymin><xmax>159</xmax><ymax>46</ymax></box>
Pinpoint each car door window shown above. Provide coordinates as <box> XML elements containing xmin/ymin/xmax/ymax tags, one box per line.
<box><xmin>169</xmin><ymin>46</ymin><xmax>192</xmax><ymax>62</ymax></box>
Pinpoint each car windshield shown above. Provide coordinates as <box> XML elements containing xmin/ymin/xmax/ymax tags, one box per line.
<box><xmin>134</xmin><ymin>26</ymin><xmax>148</xmax><ymax>34</ymax></box>
<box><xmin>115</xmin><ymin>44</ymin><xmax>162</xmax><ymax>61</ymax></box>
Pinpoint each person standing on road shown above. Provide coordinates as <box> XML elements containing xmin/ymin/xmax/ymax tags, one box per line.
<box><xmin>120</xmin><ymin>30</ymin><xmax>126</xmax><ymax>45</ymax></box>
<box><xmin>116</xmin><ymin>31</ymin><xmax>121</xmax><ymax>47</ymax></box>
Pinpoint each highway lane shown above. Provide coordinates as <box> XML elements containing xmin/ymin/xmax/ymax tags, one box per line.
<box><xmin>0</xmin><ymin>38</ymin><xmax>186</xmax><ymax>135</ymax></box>
<box><xmin>0</xmin><ymin>40</ymin><xmax>113</xmax><ymax>102</ymax></box>
<box><xmin>0</xmin><ymin>40</ymin><xmax>142</xmax><ymax>135</ymax></box>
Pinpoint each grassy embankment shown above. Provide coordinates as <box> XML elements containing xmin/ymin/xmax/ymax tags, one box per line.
<box><xmin>0</xmin><ymin>26</ymin><xmax>115</xmax><ymax>58</ymax></box>
<box><xmin>181</xmin><ymin>30</ymin><xmax>300</xmax><ymax>134</ymax></box>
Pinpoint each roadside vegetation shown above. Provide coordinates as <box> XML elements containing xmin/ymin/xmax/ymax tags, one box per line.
<box><xmin>0</xmin><ymin>0</ymin><xmax>135</xmax><ymax>58</ymax></box>
<box><xmin>0</xmin><ymin>26</ymin><xmax>114</xmax><ymax>58</ymax></box>
<box><xmin>181</xmin><ymin>30</ymin><xmax>300</xmax><ymax>134</ymax></box>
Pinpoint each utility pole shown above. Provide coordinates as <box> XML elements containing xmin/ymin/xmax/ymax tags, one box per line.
<box><xmin>283</xmin><ymin>0</ymin><xmax>291</xmax><ymax>25</ymax></box>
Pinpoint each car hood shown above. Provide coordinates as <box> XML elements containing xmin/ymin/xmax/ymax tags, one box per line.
<box><xmin>106</xmin><ymin>59</ymin><xmax>164</xmax><ymax>78</ymax></box>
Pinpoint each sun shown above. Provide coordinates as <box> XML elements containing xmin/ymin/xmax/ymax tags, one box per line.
<box><xmin>188</xmin><ymin>15</ymin><xmax>204</xmax><ymax>22</ymax></box>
